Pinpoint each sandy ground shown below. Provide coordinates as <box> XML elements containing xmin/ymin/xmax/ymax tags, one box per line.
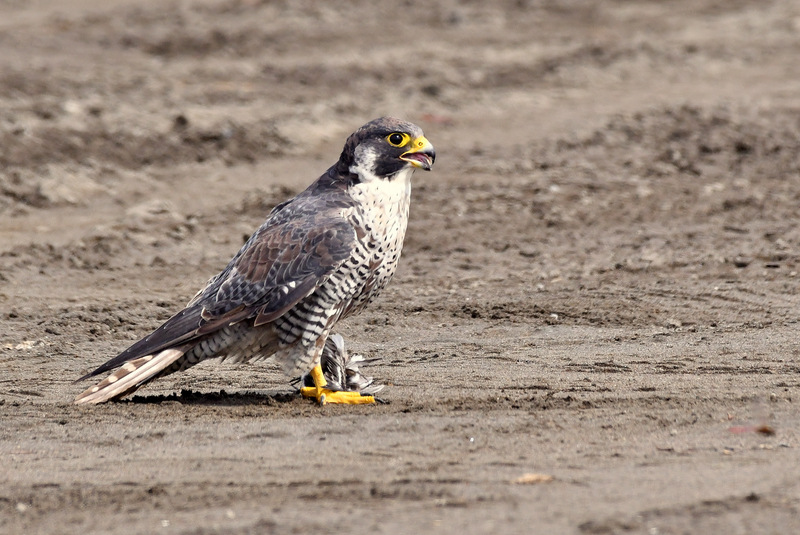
<box><xmin>3</xmin><ymin>1</ymin><xmax>800</xmax><ymax>533</ymax></box>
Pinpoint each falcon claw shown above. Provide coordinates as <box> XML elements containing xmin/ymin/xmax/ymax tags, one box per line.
<box><xmin>299</xmin><ymin>386</ymin><xmax>375</xmax><ymax>405</ymax></box>
<box><xmin>300</xmin><ymin>362</ymin><xmax>376</xmax><ymax>404</ymax></box>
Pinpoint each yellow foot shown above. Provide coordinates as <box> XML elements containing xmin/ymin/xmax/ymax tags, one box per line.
<box><xmin>299</xmin><ymin>363</ymin><xmax>375</xmax><ymax>405</ymax></box>
<box><xmin>300</xmin><ymin>386</ymin><xmax>375</xmax><ymax>405</ymax></box>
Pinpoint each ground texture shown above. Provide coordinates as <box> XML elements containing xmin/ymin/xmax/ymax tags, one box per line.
<box><xmin>3</xmin><ymin>1</ymin><xmax>800</xmax><ymax>533</ymax></box>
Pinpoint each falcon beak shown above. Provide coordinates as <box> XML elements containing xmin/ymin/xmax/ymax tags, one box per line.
<box><xmin>400</xmin><ymin>136</ymin><xmax>436</xmax><ymax>171</ymax></box>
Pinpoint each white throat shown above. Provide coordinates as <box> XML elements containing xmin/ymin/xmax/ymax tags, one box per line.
<box><xmin>348</xmin><ymin>166</ymin><xmax>413</xmax><ymax>207</ymax></box>
<box><xmin>347</xmin><ymin>144</ymin><xmax>414</xmax><ymax>235</ymax></box>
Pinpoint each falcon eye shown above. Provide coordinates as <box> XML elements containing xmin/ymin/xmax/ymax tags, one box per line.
<box><xmin>386</xmin><ymin>132</ymin><xmax>410</xmax><ymax>147</ymax></box>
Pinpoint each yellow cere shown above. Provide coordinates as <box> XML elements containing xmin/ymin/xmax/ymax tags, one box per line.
<box><xmin>412</xmin><ymin>136</ymin><xmax>429</xmax><ymax>149</ymax></box>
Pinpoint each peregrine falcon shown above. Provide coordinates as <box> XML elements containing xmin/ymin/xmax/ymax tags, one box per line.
<box><xmin>74</xmin><ymin>117</ymin><xmax>435</xmax><ymax>405</ymax></box>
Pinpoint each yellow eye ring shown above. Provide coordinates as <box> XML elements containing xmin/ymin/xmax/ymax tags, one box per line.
<box><xmin>386</xmin><ymin>132</ymin><xmax>410</xmax><ymax>147</ymax></box>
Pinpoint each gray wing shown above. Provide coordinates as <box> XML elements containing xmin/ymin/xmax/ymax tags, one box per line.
<box><xmin>78</xmin><ymin>200</ymin><xmax>356</xmax><ymax>381</ymax></box>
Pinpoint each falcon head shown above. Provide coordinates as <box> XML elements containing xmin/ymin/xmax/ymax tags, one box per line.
<box><xmin>339</xmin><ymin>117</ymin><xmax>436</xmax><ymax>182</ymax></box>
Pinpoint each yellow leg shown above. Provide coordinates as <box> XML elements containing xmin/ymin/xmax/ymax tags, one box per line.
<box><xmin>300</xmin><ymin>364</ymin><xmax>375</xmax><ymax>405</ymax></box>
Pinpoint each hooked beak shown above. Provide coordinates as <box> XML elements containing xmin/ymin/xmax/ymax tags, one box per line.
<box><xmin>400</xmin><ymin>135</ymin><xmax>436</xmax><ymax>171</ymax></box>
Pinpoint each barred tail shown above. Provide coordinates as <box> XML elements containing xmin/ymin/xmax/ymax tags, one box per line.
<box><xmin>74</xmin><ymin>348</ymin><xmax>187</xmax><ymax>404</ymax></box>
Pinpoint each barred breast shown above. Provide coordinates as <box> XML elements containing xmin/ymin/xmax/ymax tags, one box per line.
<box><xmin>343</xmin><ymin>166</ymin><xmax>412</xmax><ymax>314</ymax></box>
<box><xmin>272</xmin><ymin>168</ymin><xmax>413</xmax><ymax>375</ymax></box>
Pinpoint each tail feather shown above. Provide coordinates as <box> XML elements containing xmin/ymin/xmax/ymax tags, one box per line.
<box><xmin>74</xmin><ymin>347</ymin><xmax>187</xmax><ymax>404</ymax></box>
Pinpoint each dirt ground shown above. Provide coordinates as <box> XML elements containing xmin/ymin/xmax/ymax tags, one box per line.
<box><xmin>3</xmin><ymin>0</ymin><xmax>800</xmax><ymax>533</ymax></box>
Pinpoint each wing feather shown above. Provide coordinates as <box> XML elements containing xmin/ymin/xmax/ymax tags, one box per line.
<box><xmin>78</xmin><ymin>196</ymin><xmax>356</xmax><ymax>382</ymax></box>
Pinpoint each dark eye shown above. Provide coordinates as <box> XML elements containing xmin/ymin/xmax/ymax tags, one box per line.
<box><xmin>386</xmin><ymin>132</ymin><xmax>409</xmax><ymax>147</ymax></box>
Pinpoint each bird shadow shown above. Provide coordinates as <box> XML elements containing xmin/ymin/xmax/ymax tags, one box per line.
<box><xmin>124</xmin><ymin>388</ymin><xmax>299</xmax><ymax>406</ymax></box>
